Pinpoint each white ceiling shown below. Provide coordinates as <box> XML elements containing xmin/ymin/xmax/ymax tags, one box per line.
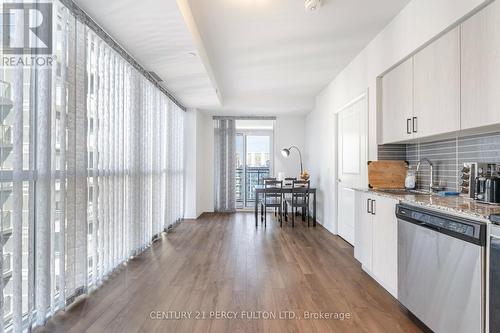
<box><xmin>74</xmin><ymin>0</ymin><xmax>220</xmax><ymax>109</ymax></box>
<box><xmin>187</xmin><ymin>0</ymin><xmax>410</xmax><ymax>115</ymax></box>
<box><xmin>74</xmin><ymin>0</ymin><xmax>410</xmax><ymax>115</ymax></box>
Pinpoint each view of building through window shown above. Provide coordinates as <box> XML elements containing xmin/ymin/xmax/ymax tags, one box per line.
<box><xmin>234</xmin><ymin>120</ymin><xmax>273</xmax><ymax>209</ymax></box>
<box><xmin>1</xmin><ymin>58</ymin><xmax>36</xmax><ymax>323</ymax></box>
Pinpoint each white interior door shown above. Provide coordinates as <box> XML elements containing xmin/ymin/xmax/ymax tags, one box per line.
<box><xmin>337</xmin><ymin>95</ymin><xmax>368</xmax><ymax>245</ymax></box>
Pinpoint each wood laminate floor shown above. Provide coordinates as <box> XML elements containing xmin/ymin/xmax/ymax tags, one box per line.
<box><xmin>38</xmin><ymin>213</ymin><xmax>424</xmax><ymax>333</ymax></box>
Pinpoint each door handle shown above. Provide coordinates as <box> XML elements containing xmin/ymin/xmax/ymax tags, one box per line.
<box><xmin>407</xmin><ymin>118</ymin><xmax>411</xmax><ymax>134</ymax></box>
<box><xmin>412</xmin><ymin>117</ymin><xmax>417</xmax><ymax>133</ymax></box>
<box><xmin>371</xmin><ymin>200</ymin><xmax>376</xmax><ymax>215</ymax></box>
<box><xmin>367</xmin><ymin>199</ymin><xmax>372</xmax><ymax>214</ymax></box>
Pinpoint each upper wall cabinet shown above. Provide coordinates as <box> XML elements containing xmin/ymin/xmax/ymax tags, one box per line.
<box><xmin>461</xmin><ymin>0</ymin><xmax>500</xmax><ymax>130</ymax></box>
<box><xmin>414</xmin><ymin>27</ymin><xmax>461</xmax><ymax>138</ymax></box>
<box><xmin>381</xmin><ymin>58</ymin><xmax>414</xmax><ymax>144</ymax></box>
<box><xmin>379</xmin><ymin>1</ymin><xmax>500</xmax><ymax>144</ymax></box>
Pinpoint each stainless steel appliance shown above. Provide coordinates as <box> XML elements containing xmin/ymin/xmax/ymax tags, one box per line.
<box><xmin>397</xmin><ymin>204</ymin><xmax>486</xmax><ymax>333</ymax></box>
<box><xmin>476</xmin><ymin>175</ymin><xmax>488</xmax><ymax>200</ymax></box>
<box><xmin>462</xmin><ymin>163</ymin><xmax>491</xmax><ymax>199</ymax></box>
<box><xmin>488</xmin><ymin>219</ymin><xmax>500</xmax><ymax>333</ymax></box>
<box><xmin>473</xmin><ymin>163</ymin><xmax>500</xmax><ymax>204</ymax></box>
<box><xmin>485</xmin><ymin>176</ymin><xmax>500</xmax><ymax>204</ymax></box>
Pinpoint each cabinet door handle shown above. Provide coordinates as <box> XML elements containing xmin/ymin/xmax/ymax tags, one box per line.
<box><xmin>406</xmin><ymin>118</ymin><xmax>412</xmax><ymax>134</ymax></box>
<box><xmin>367</xmin><ymin>199</ymin><xmax>372</xmax><ymax>214</ymax></box>
<box><xmin>371</xmin><ymin>200</ymin><xmax>376</xmax><ymax>215</ymax></box>
<box><xmin>412</xmin><ymin>117</ymin><xmax>417</xmax><ymax>133</ymax></box>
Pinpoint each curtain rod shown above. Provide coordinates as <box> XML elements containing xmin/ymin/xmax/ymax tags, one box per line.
<box><xmin>60</xmin><ymin>0</ymin><xmax>187</xmax><ymax>112</ymax></box>
<box><xmin>212</xmin><ymin>116</ymin><xmax>277</xmax><ymax>120</ymax></box>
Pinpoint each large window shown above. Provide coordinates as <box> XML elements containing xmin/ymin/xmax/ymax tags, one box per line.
<box><xmin>0</xmin><ymin>1</ymin><xmax>185</xmax><ymax>331</ymax></box>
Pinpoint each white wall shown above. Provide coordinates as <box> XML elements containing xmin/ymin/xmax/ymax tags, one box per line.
<box><xmin>274</xmin><ymin>116</ymin><xmax>306</xmax><ymax>179</ymax></box>
<box><xmin>184</xmin><ymin>109</ymin><xmax>214</xmax><ymax>218</ymax></box>
<box><xmin>305</xmin><ymin>0</ymin><xmax>489</xmax><ymax>234</ymax></box>
<box><xmin>196</xmin><ymin>111</ymin><xmax>214</xmax><ymax>215</ymax></box>
<box><xmin>184</xmin><ymin>109</ymin><xmax>198</xmax><ymax>218</ymax></box>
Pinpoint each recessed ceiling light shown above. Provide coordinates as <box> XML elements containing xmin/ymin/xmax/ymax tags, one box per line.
<box><xmin>304</xmin><ymin>0</ymin><xmax>321</xmax><ymax>12</ymax></box>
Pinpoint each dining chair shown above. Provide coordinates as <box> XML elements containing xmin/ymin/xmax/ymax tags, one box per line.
<box><xmin>260</xmin><ymin>177</ymin><xmax>277</xmax><ymax>221</ymax></box>
<box><xmin>283</xmin><ymin>177</ymin><xmax>296</xmax><ymax>216</ymax></box>
<box><xmin>284</xmin><ymin>179</ymin><xmax>310</xmax><ymax>227</ymax></box>
<box><xmin>262</xmin><ymin>180</ymin><xmax>283</xmax><ymax>227</ymax></box>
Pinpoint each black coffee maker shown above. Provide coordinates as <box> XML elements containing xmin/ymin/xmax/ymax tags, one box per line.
<box><xmin>485</xmin><ymin>176</ymin><xmax>500</xmax><ymax>204</ymax></box>
<box><xmin>475</xmin><ymin>164</ymin><xmax>500</xmax><ymax>204</ymax></box>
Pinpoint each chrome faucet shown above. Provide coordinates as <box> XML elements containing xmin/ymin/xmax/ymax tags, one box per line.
<box><xmin>416</xmin><ymin>158</ymin><xmax>436</xmax><ymax>193</ymax></box>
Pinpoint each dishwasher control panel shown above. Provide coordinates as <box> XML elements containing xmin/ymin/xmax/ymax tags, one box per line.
<box><xmin>412</xmin><ymin>212</ymin><xmax>475</xmax><ymax>236</ymax></box>
<box><xmin>396</xmin><ymin>204</ymin><xmax>486</xmax><ymax>246</ymax></box>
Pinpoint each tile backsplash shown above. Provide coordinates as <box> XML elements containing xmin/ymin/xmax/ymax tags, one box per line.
<box><xmin>377</xmin><ymin>144</ymin><xmax>406</xmax><ymax>160</ymax></box>
<box><xmin>378</xmin><ymin>132</ymin><xmax>500</xmax><ymax>191</ymax></box>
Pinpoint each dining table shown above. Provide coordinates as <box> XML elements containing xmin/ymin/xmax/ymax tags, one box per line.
<box><xmin>254</xmin><ymin>184</ymin><xmax>317</xmax><ymax>227</ymax></box>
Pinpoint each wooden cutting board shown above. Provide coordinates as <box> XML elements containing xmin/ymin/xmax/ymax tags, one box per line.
<box><xmin>368</xmin><ymin>160</ymin><xmax>409</xmax><ymax>189</ymax></box>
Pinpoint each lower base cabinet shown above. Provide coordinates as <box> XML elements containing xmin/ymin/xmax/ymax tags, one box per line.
<box><xmin>354</xmin><ymin>192</ymin><xmax>398</xmax><ymax>298</ymax></box>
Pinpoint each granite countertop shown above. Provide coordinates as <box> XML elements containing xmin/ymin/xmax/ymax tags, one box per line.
<box><xmin>352</xmin><ymin>188</ymin><xmax>500</xmax><ymax>221</ymax></box>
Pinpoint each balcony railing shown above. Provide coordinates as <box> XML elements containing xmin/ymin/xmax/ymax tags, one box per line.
<box><xmin>3</xmin><ymin>253</ymin><xmax>11</xmax><ymax>274</ymax></box>
<box><xmin>0</xmin><ymin>81</ymin><xmax>11</xmax><ymax>101</ymax></box>
<box><xmin>0</xmin><ymin>125</ymin><xmax>12</xmax><ymax>146</ymax></box>
<box><xmin>236</xmin><ymin>166</ymin><xmax>270</xmax><ymax>207</ymax></box>
<box><xmin>4</xmin><ymin>295</ymin><xmax>11</xmax><ymax>317</ymax></box>
<box><xmin>2</xmin><ymin>211</ymin><xmax>12</xmax><ymax>237</ymax></box>
<box><xmin>0</xmin><ymin>80</ymin><xmax>13</xmax><ymax>123</ymax></box>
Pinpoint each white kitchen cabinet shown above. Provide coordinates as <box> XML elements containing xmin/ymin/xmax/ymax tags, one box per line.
<box><xmin>354</xmin><ymin>191</ymin><xmax>373</xmax><ymax>270</ymax></box>
<box><xmin>371</xmin><ymin>195</ymin><xmax>399</xmax><ymax>298</ymax></box>
<box><xmin>380</xmin><ymin>58</ymin><xmax>414</xmax><ymax>144</ymax></box>
<box><xmin>354</xmin><ymin>192</ymin><xmax>398</xmax><ymax>298</ymax></box>
<box><xmin>461</xmin><ymin>0</ymin><xmax>500</xmax><ymax>130</ymax></box>
<box><xmin>414</xmin><ymin>27</ymin><xmax>460</xmax><ymax>138</ymax></box>
<box><xmin>380</xmin><ymin>0</ymin><xmax>500</xmax><ymax>140</ymax></box>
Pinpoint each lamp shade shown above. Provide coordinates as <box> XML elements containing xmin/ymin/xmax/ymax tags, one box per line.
<box><xmin>281</xmin><ymin>148</ymin><xmax>290</xmax><ymax>158</ymax></box>
<box><xmin>281</xmin><ymin>146</ymin><xmax>304</xmax><ymax>175</ymax></box>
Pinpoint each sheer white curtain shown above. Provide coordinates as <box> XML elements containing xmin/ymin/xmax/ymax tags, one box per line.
<box><xmin>0</xmin><ymin>1</ymin><xmax>185</xmax><ymax>331</ymax></box>
<box><xmin>167</xmin><ymin>102</ymin><xmax>184</xmax><ymax>228</ymax></box>
<box><xmin>213</xmin><ymin>118</ymin><xmax>236</xmax><ymax>212</ymax></box>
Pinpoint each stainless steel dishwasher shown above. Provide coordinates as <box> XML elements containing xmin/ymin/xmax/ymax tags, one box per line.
<box><xmin>397</xmin><ymin>204</ymin><xmax>486</xmax><ymax>333</ymax></box>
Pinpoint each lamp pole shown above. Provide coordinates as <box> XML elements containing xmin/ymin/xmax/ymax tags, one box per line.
<box><xmin>288</xmin><ymin>146</ymin><xmax>303</xmax><ymax>174</ymax></box>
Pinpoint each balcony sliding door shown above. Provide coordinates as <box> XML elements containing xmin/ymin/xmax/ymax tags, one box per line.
<box><xmin>235</xmin><ymin>131</ymin><xmax>273</xmax><ymax>209</ymax></box>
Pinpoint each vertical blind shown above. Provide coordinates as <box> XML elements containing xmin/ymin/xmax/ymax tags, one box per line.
<box><xmin>0</xmin><ymin>1</ymin><xmax>185</xmax><ymax>332</ymax></box>
<box><xmin>213</xmin><ymin>118</ymin><xmax>236</xmax><ymax>212</ymax></box>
